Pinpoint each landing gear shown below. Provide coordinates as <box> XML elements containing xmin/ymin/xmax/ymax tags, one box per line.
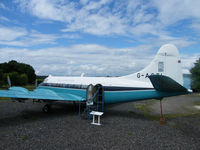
<box><xmin>42</xmin><ymin>104</ymin><xmax>51</xmax><ymax>113</ymax></box>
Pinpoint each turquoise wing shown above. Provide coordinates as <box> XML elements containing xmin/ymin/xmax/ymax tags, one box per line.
<box><xmin>0</xmin><ymin>87</ymin><xmax>85</xmax><ymax>101</ymax></box>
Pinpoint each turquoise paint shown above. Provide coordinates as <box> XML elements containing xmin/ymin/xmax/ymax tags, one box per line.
<box><xmin>0</xmin><ymin>86</ymin><xmax>85</xmax><ymax>101</ymax></box>
<box><xmin>38</xmin><ymin>86</ymin><xmax>86</xmax><ymax>98</ymax></box>
<box><xmin>38</xmin><ymin>86</ymin><xmax>186</xmax><ymax>103</ymax></box>
<box><xmin>104</xmin><ymin>90</ymin><xmax>185</xmax><ymax>103</ymax></box>
<box><xmin>0</xmin><ymin>85</ymin><xmax>187</xmax><ymax>103</ymax></box>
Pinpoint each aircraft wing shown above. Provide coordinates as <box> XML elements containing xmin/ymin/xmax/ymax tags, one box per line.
<box><xmin>149</xmin><ymin>75</ymin><xmax>188</xmax><ymax>93</ymax></box>
<box><xmin>0</xmin><ymin>87</ymin><xmax>85</xmax><ymax>101</ymax></box>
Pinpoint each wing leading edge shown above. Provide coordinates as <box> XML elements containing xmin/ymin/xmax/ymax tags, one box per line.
<box><xmin>0</xmin><ymin>87</ymin><xmax>85</xmax><ymax>101</ymax></box>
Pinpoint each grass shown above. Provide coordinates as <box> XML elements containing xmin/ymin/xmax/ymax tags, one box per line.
<box><xmin>21</xmin><ymin>134</ymin><xmax>28</xmax><ymax>140</ymax></box>
<box><xmin>132</xmin><ymin>100</ymin><xmax>155</xmax><ymax>116</ymax></box>
<box><xmin>132</xmin><ymin>100</ymin><xmax>200</xmax><ymax>122</ymax></box>
<box><xmin>151</xmin><ymin>113</ymin><xmax>199</xmax><ymax>121</ymax></box>
<box><xmin>193</xmin><ymin>101</ymin><xmax>200</xmax><ymax>106</ymax></box>
<box><xmin>133</xmin><ymin>103</ymin><xmax>152</xmax><ymax>115</ymax></box>
<box><xmin>127</xmin><ymin>132</ymin><xmax>133</xmax><ymax>135</ymax></box>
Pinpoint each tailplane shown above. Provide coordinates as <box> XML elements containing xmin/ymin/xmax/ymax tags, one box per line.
<box><xmin>121</xmin><ymin>44</ymin><xmax>183</xmax><ymax>85</ymax></box>
<box><xmin>149</xmin><ymin>75</ymin><xmax>187</xmax><ymax>93</ymax></box>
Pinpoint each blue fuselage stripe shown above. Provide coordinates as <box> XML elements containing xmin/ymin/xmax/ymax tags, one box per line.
<box><xmin>38</xmin><ymin>86</ymin><xmax>184</xmax><ymax>104</ymax></box>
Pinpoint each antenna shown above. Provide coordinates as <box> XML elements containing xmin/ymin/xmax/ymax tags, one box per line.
<box><xmin>81</xmin><ymin>73</ymin><xmax>85</xmax><ymax>77</ymax></box>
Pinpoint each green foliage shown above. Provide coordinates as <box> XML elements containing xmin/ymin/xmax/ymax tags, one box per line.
<box><xmin>20</xmin><ymin>74</ymin><xmax>28</xmax><ymax>85</ymax></box>
<box><xmin>36</xmin><ymin>75</ymin><xmax>47</xmax><ymax>84</ymax></box>
<box><xmin>0</xmin><ymin>69</ymin><xmax>3</xmax><ymax>85</ymax></box>
<box><xmin>9</xmin><ymin>72</ymin><xmax>20</xmax><ymax>85</ymax></box>
<box><xmin>0</xmin><ymin>60</ymin><xmax>36</xmax><ymax>86</ymax></box>
<box><xmin>190</xmin><ymin>58</ymin><xmax>200</xmax><ymax>92</ymax></box>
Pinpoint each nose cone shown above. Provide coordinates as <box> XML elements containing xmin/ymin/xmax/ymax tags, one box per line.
<box><xmin>157</xmin><ymin>44</ymin><xmax>179</xmax><ymax>57</ymax></box>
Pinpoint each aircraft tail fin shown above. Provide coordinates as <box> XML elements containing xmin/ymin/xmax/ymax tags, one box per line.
<box><xmin>121</xmin><ymin>44</ymin><xmax>183</xmax><ymax>86</ymax></box>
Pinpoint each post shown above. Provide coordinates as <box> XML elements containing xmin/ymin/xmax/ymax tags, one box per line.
<box><xmin>93</xmin><ymin>115</ymin><xmax>95</xmax><ymax>124</ymax></box>
<box><xmin>159</xmin><ymin>100</ymin><xmax>165</xmax><ymax>125</ymax></box>
<box><xmin>98</xmin><ymin>116</ymin><xmax>100</xmax><ymax>125</ymax></box>
<box><xmin>96</xmin><ymin>87</ymin><xmax>99</xmax><ymax>111</ymax></box>
<box><xmin>102</xmin><ymin>87</ymin><xmax>104</xmax><ymax>112</ymax></box>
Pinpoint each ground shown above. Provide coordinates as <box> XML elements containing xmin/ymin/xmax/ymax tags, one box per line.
<box><xmin>0</xmin><ymin>94</ymin><xmax>200</xmax><ymax>150</ymax></box>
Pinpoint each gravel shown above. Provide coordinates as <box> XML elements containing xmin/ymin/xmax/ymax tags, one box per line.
<box><xmin>0</xmin><ymin>95</ymin><xmax>200</xmax><ymax>150</ymax></box>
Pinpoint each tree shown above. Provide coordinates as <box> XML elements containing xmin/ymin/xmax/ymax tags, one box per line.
<box><xmin>19</xmin><ymin>74</ymin><xmax>28</xmax><ymax>85</ymax></box>
<box><xmin>7</xmin><ymin>72</ymin><xmax>20</xmax><ymax>86</ymax></box>
<box><xmin>190</xmin><ymin>58</ymin><xmax>200</xmax><ymax>92</ymax></box>
<box><xmin>0</xmin><ymin>69</ymin><xmax>3</xmax><ymax>85</ymax></box>
<box><xmin>0</xmin><ymin>60</ymin><xmax>36</xmax><ymax>86</ymax></box>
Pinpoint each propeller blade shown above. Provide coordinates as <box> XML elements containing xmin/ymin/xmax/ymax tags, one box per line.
<box><xmin>7</xmin><ymin>76</ymin><xmax>11</xmax><ymax>87</ymax></box>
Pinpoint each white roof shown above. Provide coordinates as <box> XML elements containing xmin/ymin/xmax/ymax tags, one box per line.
<box><xmin>43</xmin><ymin>75</ymin><xmax>153</xmax><ymax>88</ymax></box>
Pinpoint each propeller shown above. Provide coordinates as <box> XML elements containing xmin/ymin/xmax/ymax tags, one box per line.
<box><xmin>7</xmin><ymin>76</ymin><xmax>11</xmax><ymax>87</ymax></box>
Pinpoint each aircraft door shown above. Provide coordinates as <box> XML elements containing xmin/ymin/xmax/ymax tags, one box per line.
<box><xmin>86</xmin><ymin>84</ymin><xmax>104</xmax><ymax>106</ymax></box>
<box><xmin>94</xmin><ymin>84</ymin><xmax>103</xmax><ymax>104</ymax></box>
<box><xmin>86</xmin><ymin>84</ymin><xmax>95</xmax><ymax>106</ymax></box>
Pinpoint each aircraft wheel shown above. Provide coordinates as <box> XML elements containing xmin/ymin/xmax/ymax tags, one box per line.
<box><xmin>42</xmin><ymin>104</ymin><xmax>51</xmax><ymax>113</ymax></box>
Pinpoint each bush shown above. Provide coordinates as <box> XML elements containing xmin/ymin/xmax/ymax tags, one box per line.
<box><xmin>0</xmin><ymin>60</ymin><xmax>36</xmax><ymax>86</ymax></box>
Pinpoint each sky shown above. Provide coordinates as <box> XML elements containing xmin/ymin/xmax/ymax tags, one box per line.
<box><xmin>0</xmin><ymin>0</ymin><xmax>199</xmax><ymax>76</ymax></box>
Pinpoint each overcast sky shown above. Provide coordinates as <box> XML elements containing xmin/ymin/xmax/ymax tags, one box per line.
<box><xmin>0</xmin><ymin>0</ymin><xmax>199</xmax><ymax>76</ymax></box>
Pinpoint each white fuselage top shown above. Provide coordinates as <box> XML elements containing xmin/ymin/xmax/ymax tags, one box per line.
<box><xmin>43</xmin><ymin>75</ymin><xmax>153</xmax><ymax>88</ymax></box>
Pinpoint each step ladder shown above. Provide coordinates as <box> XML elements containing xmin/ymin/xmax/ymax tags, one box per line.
<box><xmin>86</xmin><ymin>84</ymin><xmax>104</xmax><ymax>120</ymax></box>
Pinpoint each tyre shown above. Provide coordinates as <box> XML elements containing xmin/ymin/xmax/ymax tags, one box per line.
<box><xmin>42</xmin><ymin>104</ymin><xmax>51</xmax><ymax>113</ymax></box>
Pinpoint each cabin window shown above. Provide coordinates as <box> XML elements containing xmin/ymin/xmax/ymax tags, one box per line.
<box><xmin>40</xmin><ymin>82</ymin><xmax>89</xmax><ymax>89</ymax></box>
<box><xmin>158</xmin><ymin>62</ymin><xmax>164</xmax><ymax>72</ymax></box>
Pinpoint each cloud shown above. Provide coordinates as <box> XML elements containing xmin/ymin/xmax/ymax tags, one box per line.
<box><xmin>13</xmin><ymin>0</ymin><xmax>141</xmax><ymax>36</ymax></box>
<box><xmin>15</xmin><ymin>0</ymin><xmax>76</xmax><ymax>22</ymax></box>
<box><xmin>0</xmin><ymin>16</ymin><xmax>10</xmax><ymax>22</ymax></box>
<box><xmin>12</xmin><ymin>0</ymin><xmax>199</xmax><ymax>49</ymax></box>
<box><xmin>0</xmin><ymin>0</ymin><xmax>197</xmax><ymax>77</ymax></box>
<box><xmin>0</xmin><ymin>2</ymin><xmax>7</xmax><ymax>9</ymax></box>
<box><xmin>152</xmin><ymin>0</ymin><xmax>200</xmax><ymax>26</ymax></box>
<box><xmin>0</xmin><ymin>43</ymin><xmax>195</xmax><ymax>76</ymax></box>
<box><xmin>0</xmin><ymin>44</ymin><xmax>155</xmax><ymax>76</ymax></box>
<box><xmin>0</xmin><ymin>28</ymin><xmax>57</xmax><ymax>46</ymax></box>
<box><xmin>181</xmin><ymin>53</ymin><xmax>200</xmax><ymax>74</ymax></box>
<box><xmin>190</xmin><ymin>23</ymin><xmax>200</xmax><ymax>32</ymax></box>
<box><xmin>0</xmin><ymin>26</ymin><xmax>27</xmax><ymax>41</ymax></box>
<box><xmin>0</xmin><ymin>41</ymin><xmax>196</xmax><ymax>76</ymax></box>
<box><xmin>0</xmin><ymin>26</ymin><xmax>80</xmax><ymax>47</ymax></box>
